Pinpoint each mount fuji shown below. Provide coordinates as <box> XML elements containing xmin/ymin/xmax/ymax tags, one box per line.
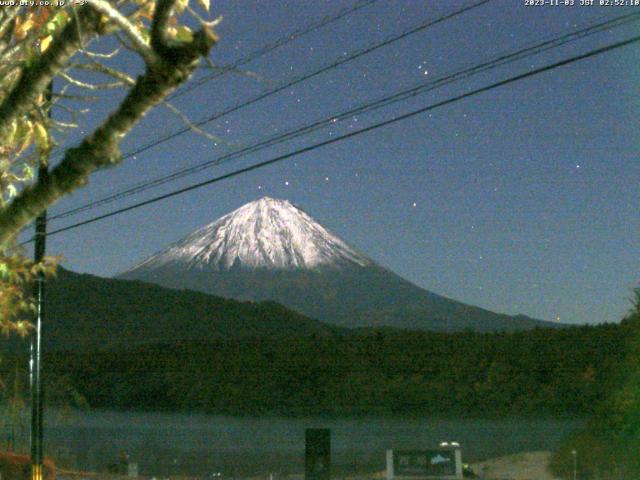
<box><xmin>119</xmin><ymin>197</ymin><xmax>557</xmax><ymax>331</ymax></box>
<box><xmin>126</xmin><ymin>196</ymin><xmax>372</xmax><ymax>273</ymax></box>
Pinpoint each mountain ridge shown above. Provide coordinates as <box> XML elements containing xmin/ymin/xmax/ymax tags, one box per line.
<box><xmin>120</xmin><ymin>197</ymin><xmax>561</xmax><ymax>332</ymax></box>
<box><xmin>31</xmin><ymin>267</ymin><xmax>342</xmax><ymax>352</ymax></box>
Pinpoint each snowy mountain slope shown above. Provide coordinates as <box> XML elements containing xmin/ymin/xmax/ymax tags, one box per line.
<box><xmin>120</xmin><ymin>197</ymin><xmax>560</xmax><ymax>332</ymax></box>
<box><xmin>124</xmin><ymin>197</ymin><xmax>371</xmax><ymax>273</ymax></box>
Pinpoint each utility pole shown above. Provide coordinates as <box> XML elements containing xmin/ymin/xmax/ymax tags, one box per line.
<box><xmin>31</xmin><ymin>81</ymin><xmax>52</xmax><ymax>480</ymax></box>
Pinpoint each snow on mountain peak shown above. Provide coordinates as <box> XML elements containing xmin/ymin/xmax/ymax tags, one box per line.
<box><xmin>129</xmin><ymin>197</ymin><xmax>372</xmax><ymax>272</ymax></box>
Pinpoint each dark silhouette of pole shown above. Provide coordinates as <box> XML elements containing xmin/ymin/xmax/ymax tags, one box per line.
<box><xmin>30</xmin><ymin>169</ymin><xmax>46</xmax><ymax>480</ymax></box>
<box><xmin>31</xmin><ymin>82</ymin><xmax>52</xmax><ymax>480</ymax></box>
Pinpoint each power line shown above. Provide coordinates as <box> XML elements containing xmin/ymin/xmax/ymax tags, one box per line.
<box><xmin>167</xmin><ymin>0</ymin><xmax>379</xmax><ymax>101</ymax></box>
<box><xmin>29</xmin><ymin>33</ymin><xmax>640</xmax><ymax>242</ymax></box>
<box><xmin>68</xmin><ymin>1</ymin><xmax>492</xmax><ymax>169</ymax></box>
<box><xmin>49</xmin><ymin>0</ymin><xmax>492</xmax><ymax>219</ymax></box>
<box><xmin>47</xmin><ymin>0</ymin><xmax>378</xmax><ymax>161</ymax></box>
<box><xmin>49</xmin><ymin>10</ymin><xmax>640</xmax><ymax>221</ymax></box>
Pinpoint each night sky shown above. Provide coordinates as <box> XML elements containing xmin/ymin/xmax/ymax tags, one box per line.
<box><xmin>42</xmin><ymin>0</ymin><xmax>640</xmax><ymax>326</ymax></box>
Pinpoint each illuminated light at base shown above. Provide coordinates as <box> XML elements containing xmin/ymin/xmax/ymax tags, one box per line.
<box><xmin>31</xmin><ymin>463</ymin><xmax>43</xmax><ymax>480</ymax></box>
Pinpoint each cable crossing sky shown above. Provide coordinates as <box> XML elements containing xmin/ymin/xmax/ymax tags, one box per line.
<box><xmin>26</xmin><ymin>32</ymin><xmax>640</xmax><ymax>243</ymax></box>
<box><xmin>49</xmin><ymin>9</ymin><xmax>640</xmax><ymax>222</ymax></box>
<box><xmin>49</xmin><ymin>0</ymin><xmax>493</xmax><ymax>179</ymax></box>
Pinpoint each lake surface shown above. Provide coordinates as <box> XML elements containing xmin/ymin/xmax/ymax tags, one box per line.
<box><xmin>18</xmin><ymin>410</ymin><xmax>582</xmax><ymax>477</ymax></box>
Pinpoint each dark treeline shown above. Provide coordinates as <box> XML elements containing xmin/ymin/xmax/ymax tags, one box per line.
<box><xmin>550</xmin><ymin>293</ymin><xmax>640</xmax><ymax>479</ymax></box>
<box><xmin>37</xmin><ymin>323</ymin><xmax>623</xmax><ymax>418</ymax></box>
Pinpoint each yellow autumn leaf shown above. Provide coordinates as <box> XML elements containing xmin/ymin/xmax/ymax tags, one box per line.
<box><xmin>139</xmin><ymin>3</ymin><xmax>155</xmax><ymax>21</ymax></box>
<box><xmin>196</xmin><ymin>0</ymin><xmax>210</xmax><ymax>11</ymax></box>
<box><xmin>14</xmin><ymin>16</ymin><xmax>35</xmax><ymax>41</ymax></box>
<box><xmin>176</xmin><ymin>0</ymin><xmax>189</xmax><ymax>13</ymax></box>
<box><xmin>34</xmin><ymin>122</ymin><xmax>50</xmax><ymax>155</ymax></box>
<box><xmin>176</xmin><ymin>25</ymin><xmax>193</xmax><ymax>42</ymax></box>
<box><xmin>40</xmin><ymin>35</ymin><xmax>52</xmax><ymax>53</ymax></box>
<box><xmin>15</xmin><ymin>120</ymin><xmax>33</xmax><ymax>155</ymax></box>
<box><xmin>46</xmin><ymin>10</ymin><xmax>69</xmax><ymax>34</ymax></box>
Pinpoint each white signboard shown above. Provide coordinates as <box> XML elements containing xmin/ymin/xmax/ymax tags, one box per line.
<box><xmin>386</xmin><ymin>449</ymin><xmax>463</xmax><ymax>480</ymax></box>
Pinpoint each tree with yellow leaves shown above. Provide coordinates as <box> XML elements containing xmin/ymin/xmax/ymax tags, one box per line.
<box><xmin>0</xmin><ymin>1</ymin><xmax>217</xmax><ymax>334</ymax></box>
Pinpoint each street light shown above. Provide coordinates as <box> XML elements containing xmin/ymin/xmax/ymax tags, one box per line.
<box><xmin>571</xmin><ymin>449</ymin><xmax>577</xmax><ymax>480</ymax></box>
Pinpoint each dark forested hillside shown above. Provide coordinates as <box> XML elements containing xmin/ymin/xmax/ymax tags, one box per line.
<box><xmin>43</xmin><ymin>323</ymin><xmax>623</xmax><ymax>417</ymax></box>
<box><xmin>2</xmin><ymin>269</ymin><xmax>622</xmax><ymax>419</ymax></box>
<box><xmin>40</xmin><ymin>268</ymin><xmax>341</xmax><ymax>351</ymax></box>
<box><xmin>550</xmin><ymin>292</ymin><xmax>640</xmax><ymax>479</ymax></box>
<box><xmin>122</xmin><ymin>263</ymin><xmax>559</xmax><ymax>332</ymax></box>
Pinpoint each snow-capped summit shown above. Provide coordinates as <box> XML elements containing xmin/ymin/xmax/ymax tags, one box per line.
<box><xmin>120</xmin><ymin>197</ymin><xmax>557</xmax><ymax>332</ymax></box>
<box><xmin>127</xmin><ymin>197</ymin><xmax>372</xmax><ymax>272</ymax></box>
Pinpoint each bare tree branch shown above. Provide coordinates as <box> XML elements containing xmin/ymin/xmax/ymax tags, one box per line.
<box><xmin>52</xmin><ymin>92</ymin><xmax>101</xmax><ymax>102</ymax></box>
<box><xmin>0</xmin><ymin>1</ymin><xmax>217</xmax><ymax>246</ymax></box>
<box><xmin>82</xmin><ymin>47</ymin><xmax>121</xmax><ymax>59</ymax></box>
<box><xmin>162</xmin><ymin>100</ymin><xmax>227</xmax><ymax>145</ymax></box>
<box><xmin>0</xmin><ymin>8</ymin><xmax>22</xmax><ymax>49</ymax></box>
<box><xmin>151</xmin><ymin>0</ymin><xmax>175</xmax><ymax>53</ymax></box>
<box><xmin>85</xmin><ymin>0</ymin><xmax>156</xmax><ymax>63</ymax></box>
<box><xmin>185</xmin><ymin>5</ymin><xmax>222</xmax><ymax>30</ymax></box>
<box><xmin>51</xmin><ymin>120</ymin><xmax>80</xmax><ymax>130</ymax></box>
<box><xmin>70</xmin><ymin>61</ymin><xmax>136</xmax><ymax>86</ymax></box>
<box><xmin>0</xmin><ymin>6</ymin><xmax>103</xmax><ymax>132</ymax></box>
<box><xmin>59</xmin><ymin>72</ymin><xmax>125</xmax><ymax>90</ymax></box>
